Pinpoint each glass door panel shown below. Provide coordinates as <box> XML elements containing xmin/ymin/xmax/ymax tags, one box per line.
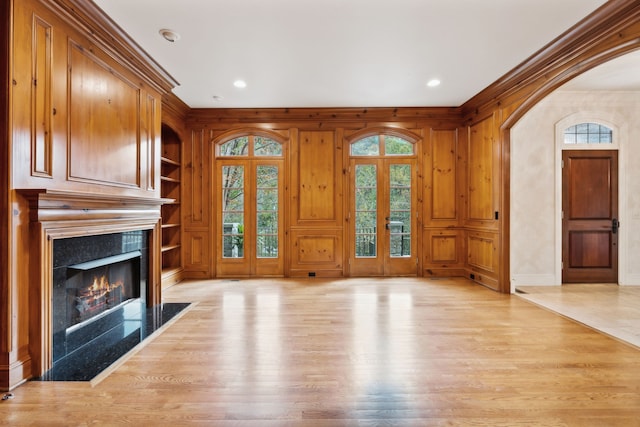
<box><xmin>355</xmin><ymin>164</ymin><xmax>377</xmax><ymax>258</ymax></box>
<box><xmin>221</xmin><ymin>165</ymin><xmax>245</xmax><ymax>259</ymax></box>
<box><xmin>256</xmin><ymin>165</ymin><xmax>278</xmax><ymax>258</ymax></box>
<box><xmin>388</xmin><ymin>164</ymin><xmax>411</xmax><ymax>258</ymax></box>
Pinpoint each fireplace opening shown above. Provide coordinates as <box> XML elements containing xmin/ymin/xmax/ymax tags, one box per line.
<box><xmin>66</xmin><ymin>251</ymin><xmax>141</xmax><ymax>329</ymax></box>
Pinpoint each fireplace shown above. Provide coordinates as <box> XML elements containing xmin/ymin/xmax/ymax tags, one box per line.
<box><xmin>19</xmin><ymin>189</ymin><xmax>171</xmax><ymax>383</ymax></box>
<box><xmin>51</xmin><ymin>231</ymin><xmax>148</xmax><ymax>366</ymax></box>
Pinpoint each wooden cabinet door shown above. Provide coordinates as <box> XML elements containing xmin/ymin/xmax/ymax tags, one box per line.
<box><xmin>562</xmin><ymin>150</ymin><xmax>618</xmax><ymax>283</ymax></box>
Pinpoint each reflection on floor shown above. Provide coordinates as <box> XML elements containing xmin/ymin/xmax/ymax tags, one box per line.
<box><xmin>516</xmin><ymin>284</ymin><xmax>640</xmax><ymax>349</ymax></box>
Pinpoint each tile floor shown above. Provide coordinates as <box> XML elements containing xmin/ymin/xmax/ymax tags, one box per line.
<box><xmin>515</xmin><ymin>284</ymin><xmax>640</xmax><ymax>349</ymax></box>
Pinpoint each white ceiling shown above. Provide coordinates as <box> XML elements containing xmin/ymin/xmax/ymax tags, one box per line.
<box><xmin>93</xmin><ymin>0</ymin><xmax>629</xmax><ymax>109</ymax></box>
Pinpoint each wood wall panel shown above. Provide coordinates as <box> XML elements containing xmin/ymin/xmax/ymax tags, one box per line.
<box><xmin>467</xmin><ymin>116</ymin><xmax>495</xmax><ymax>222</ymax></box>
<box><xmin>183</xmin><ymin>232</ymin><xmax>210</xmax><ymax>278</ymax></box>
<box><xmin>145</xmin><ymin>94</ymin><xmax>157</xmax><ymax>191</ymax></box>
<box><xmin>181</xmin><ymin>128</ymin><xmax>211</xmax><ymax>277</ymax></box>
<box><xmin>425</xmin><ymin>129</ymin><xmax>458</xmax><ymax>226</ymax></box>
<box><xmin>298</xmin><ymin>236</ymin><xmax>337</xmax><ymax>263</ymax></box>
<box><xmin>68</xmin><ymin>42</ymin><xmax>140</xmax><ymax>187</ymax></box>
<box><xmin>184</xmin><ymin>129</ymin><xmax>207</xmax><ymax>226</ymax></box>
<box><xmin>423</xmin><ymin>229</ymin><xmax>465</xmax><ymax>277</ymax></box>
<box><xmin>289</xmin><ymin>229</ymin><xmax>343</xmax><ymax>277</ymax></box>
<box><xmin>298</xmin><ymin>131</ymin><xmax>336</xmax><ymax>222</ymax></box>
<box><xmin>467</xmin><ymin>231</ymin><xmax>497</xmax><ymax>273</ymax></box>
<box><xmin>32</xmin><ymin>17</ymin><xmax>53</xmax><ymax>178</ymax></box>
<box><xmin>461</xmin><ymin>115</ymin><xmax>500</xmax><ymax>289</ymax></box>
<box><xmin>430</xmin><ymin>233</ymin><xmax>458</xmax><ymax>263</ymax></box>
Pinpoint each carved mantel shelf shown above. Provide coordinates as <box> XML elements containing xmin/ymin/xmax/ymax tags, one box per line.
<box><xmin>18</xmin><ymin>189</ymin><xmax>173</xmax><ymax>223</ymax></box>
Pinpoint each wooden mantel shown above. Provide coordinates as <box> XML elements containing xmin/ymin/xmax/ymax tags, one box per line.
<box><xmin>19</xmin><ymin>189</ymin><xmax>172</xmax><ymax>224</ymax></box>
<box><xmin>17</xmin><ymin>189</ymin><xmax>171</xmax><ymax>378</ymax></box>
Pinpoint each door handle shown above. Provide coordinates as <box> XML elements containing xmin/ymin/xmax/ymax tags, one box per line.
<box><xmin>612</xmin><ymin>218</ymin><xmax>620</xmax><ymax>234</ymax></box>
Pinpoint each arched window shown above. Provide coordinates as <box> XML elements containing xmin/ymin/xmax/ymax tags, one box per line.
<box><xmin>350</xmin><ymin>134</ymin><xmax>415</xmax><ymax>156</ymax></box>
<box><xmin>564</xmin><ymin>123</ymin><xmax>613</xmax><ymax>144</ymax></box>
<box><xmin>218</xmin><ymin>135</ymin><xmax>283</xmax><ymax>157</ymax></box>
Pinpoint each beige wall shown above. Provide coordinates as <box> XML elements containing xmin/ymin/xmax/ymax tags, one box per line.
<box><xmin>510</xmin><ymin>90</ymin><xmax>640</xmax><ymax>291</ymax></box>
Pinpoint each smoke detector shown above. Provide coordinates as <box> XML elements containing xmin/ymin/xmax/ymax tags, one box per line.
<box><xmin>159</xmin><ymin>29</ymin><xmax>180</xmax><ymax>43</ymax></box>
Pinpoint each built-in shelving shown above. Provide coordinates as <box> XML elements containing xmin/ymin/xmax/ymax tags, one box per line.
<box><xmin>160</xmin><ymin>125</ymin><xmax>183</xmax><ymax>288</ymax></box>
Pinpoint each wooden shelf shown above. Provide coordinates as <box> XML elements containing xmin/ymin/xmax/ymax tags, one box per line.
<box><xmin>161</xmin><ymin>156</ymin><xmax>180</xmax><ymax>166</ymax></box>
<box><xmin>160</xmin><ymin>124</ymin><xmax>183</xmax><ymax>287</ymax></box>
<box><xmin>160</xmin><ymin>176</ymin><xmax>180</xmax><ymax>183</ymax></box>
<box><xmin>161</xmin><ymin>244</ymin><xmax>180</xmax><ymax>253</ymax></box>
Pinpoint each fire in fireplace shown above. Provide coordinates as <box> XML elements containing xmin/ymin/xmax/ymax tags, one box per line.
<box><xmin>73</xmin><ymin>275</ymin><xmax>125</xmax><ymax>322</ymax></box>
<box><xmin>66</xmin><ymin>251</ymin><xmax>141</xmax><ymax>327</ymax></box>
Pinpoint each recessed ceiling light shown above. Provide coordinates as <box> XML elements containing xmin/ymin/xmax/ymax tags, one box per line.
<box><xmin>233</xmin><ymin>80</ymin><xmax>247</xmax><ymax>89</ymax></box>
<box><xmin>427</xmin><ymin>79</ymin><xmax>441</xmax><ymax>88</ymax></box>
<box><xmin>159</xmin><ymin>29</ymin><xmax>180</xmax><ymax>43</ymax></box>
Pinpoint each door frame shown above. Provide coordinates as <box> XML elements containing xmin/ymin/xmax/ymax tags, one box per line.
<box><xmin>554</xmin><ymin>112</ymin><xmax>627</xmax><ymax>285</ymax></box>
<box><xmin>561</xmin><ymin>149</ymin><xmax>618</xmax><ymax>283</ymax></box>
<box><xmin>344</xmin><ymin>128</ymin><xmax>423</xmax><ymax>277</ymax></box>
<box><xmin>211</xmin><ymin>128</ymin><xmax>289</xmax><ymax>278</ymax></box>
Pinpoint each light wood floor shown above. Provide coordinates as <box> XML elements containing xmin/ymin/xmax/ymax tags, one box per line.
<box><xmin>3</xmin><ymin>277</ymin><xmax>640</xmax><ymax>426</ymax></box>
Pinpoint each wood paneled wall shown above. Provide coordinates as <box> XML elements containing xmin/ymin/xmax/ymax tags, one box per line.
<box><xmin>11</xmin><ymin>0</ymin><xmax>165</xmax><ymax>195</ymax></box>
<box><xmin>1</xmin><ymin>0</ymin><xmax>175</xmax><ymax>390</ymax></box>
<box><xmin>423</xmin><ymin>128</ymin><xmax>465</xmax><ymax>277</ymax></box>
<box><xmin>182</xmin><ymin>110</ymin><xmax>473</xmax><ymax>280</ymax></box>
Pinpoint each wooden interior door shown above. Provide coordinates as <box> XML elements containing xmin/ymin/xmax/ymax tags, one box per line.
<box><xmin>349</xmin><ymin>158</ymin><xmax>417</xmax><ymax>276</ymax></box>
<box><xmin>562</xmin><ymin>150</ymin><xmax>618</xmax><ymax>283</ymax></box>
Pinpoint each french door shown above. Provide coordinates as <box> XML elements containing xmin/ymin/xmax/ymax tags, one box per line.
<box><xmin>349</xmin><ymin>158</ymin><xmax>418</xmax><ymax>276</ymax></box>
<box><xmin>216</xmin><ymin>159</ymin><xmax>284</xmax><ymax>276</ymax></box>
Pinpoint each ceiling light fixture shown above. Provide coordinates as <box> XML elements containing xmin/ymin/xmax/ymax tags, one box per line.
<box><xmin>427</xmin><ymin>79</ymin><xmax>441</xmax><ymax>88</ymax></box>
<box><xmin>159</xmin><ymin>29</ymin><xmax>180</xmax><ymax>43</ymax></box>
<box><xmin>233</xmin><ymin>80</ymin><xmax>247</xmax><ymax>89</ymax></box>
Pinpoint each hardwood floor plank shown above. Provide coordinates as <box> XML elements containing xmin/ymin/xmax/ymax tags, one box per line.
<box><xmin>2</xmin><ymin>278</ymin><xmax>640</xmax><ymax>425</ymax></box>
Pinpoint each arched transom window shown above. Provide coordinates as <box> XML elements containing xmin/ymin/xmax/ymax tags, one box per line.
<box><xmin>564</xmin><ymin>123</ymin><xmax>613</xmax><ymax>145</ymax></box>
<box><xmin>218</xmin><ymin>135</ymin><xmax>283</xmax><ymax>157</ymax></box>
<box><xmin>350</xmin><ymin>134</ymin><xmax>415</xmax><ymax>156</ymax></box>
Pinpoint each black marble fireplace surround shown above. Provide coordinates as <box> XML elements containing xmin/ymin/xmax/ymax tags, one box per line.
<box><xmin>38</xmin><ymin>230</ymin><xmax>189</xmax><ymax>381</ymax></box>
